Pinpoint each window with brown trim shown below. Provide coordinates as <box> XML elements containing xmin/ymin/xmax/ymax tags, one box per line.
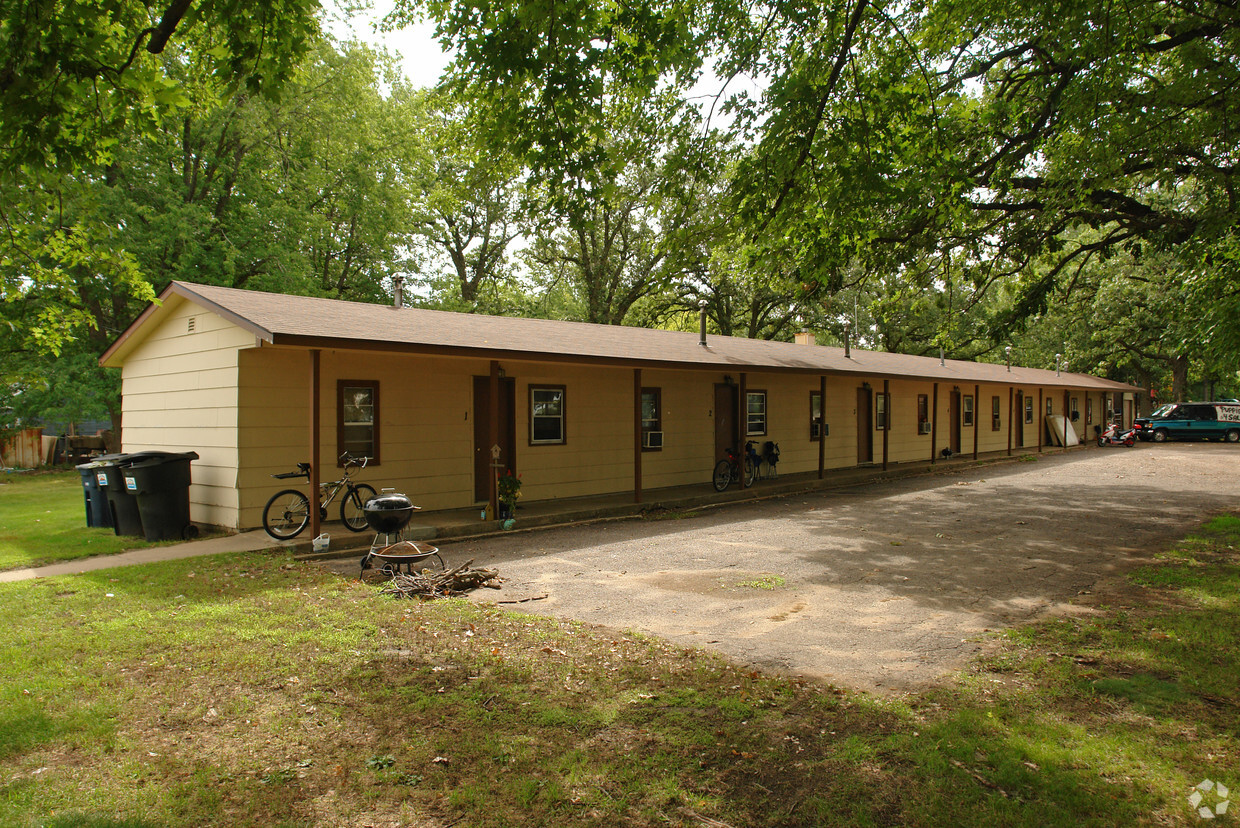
<box><xmin>962</xmin><ymin>395</ymin><xmax>974</xmax><ymax>427</ymax></box>
<box><xmin>991</xmin><ymin>396</ymin><xmax>1001</xmax><ymax>431</ymax></box>
<box><xmin>338</xmin><ymin>380</ymin><xmax>379</xmax><ymax>464</ymax></box>
<box><xmin>875</xmin><ymin>392</ymin><xmax>888</xmax><ymax>430</ymax></box>
<box><xmin>917</xmin><ymin>394</ymin><xmax>929</xmax><ymax>432</ymax></box>
<box><xmin>640</xmin><ymin>388</ymin><xmax>662</xmax><ymax>451</ymax></box>
<box><xmin>1086</xmin><ymin>396</ymin><xmax>1094</xmax><ymax>425</ymax></box>
<box><xmin>530</xmin><ymin>386</ymin><xmax>566</xmax><ymax>445</ymax></box>
<box><xmin>1024</xmin><ymin>396</ymin><xmax>1034</xmax><ymax>424</ymax></box>
<box><xmin>746</xmin><ymin>391</ymin><xmax>767</xmax><ymax>436</ymax></box>
<box><xmin>810</xmin><ymin>392</ymin><xmax>824</xmax><ymax>440</ymax></box>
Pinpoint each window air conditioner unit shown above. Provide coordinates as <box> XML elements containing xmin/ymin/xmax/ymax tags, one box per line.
<box><xmin>642</xmin><ymin>430</ymin><xmax>663</xmax><ymax>449</ymax></box>
<box><xmin>919</xmin><ymin>422</ymin><xmax>932</xmax><ymax>435</ymax></box>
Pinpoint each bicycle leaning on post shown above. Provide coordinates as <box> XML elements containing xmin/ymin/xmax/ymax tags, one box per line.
<box><xmin>262</xmin><ymin>452</ymin><xmax>377</xmax><ymax>539</ymax></box>
<box><xmin>712</xmin><ymin>441</ymin><xmax>758</xmax><ymax>492</ymax></box>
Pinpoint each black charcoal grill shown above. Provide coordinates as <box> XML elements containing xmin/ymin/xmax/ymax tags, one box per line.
<box><xmin>359</xmin><ymin>491</ymin><xmax>444</xmax><ymax>576</ymax></box>
<box><xmin>364</xmin><ymin>491</ymin><xmax>417</xmax><ymax>533</ymax></box>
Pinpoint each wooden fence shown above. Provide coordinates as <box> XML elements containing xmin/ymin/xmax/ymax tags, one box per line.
<box><xmin>0</xmin><ymin>428</ymin><xmax>56</xmax><ymax>468</ymax></box>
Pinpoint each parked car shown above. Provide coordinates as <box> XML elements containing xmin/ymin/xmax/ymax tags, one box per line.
<box><xmin>1132</xmin><ymin>401</ymin><xmax>1240</xmax><ymax>443</ymax></box>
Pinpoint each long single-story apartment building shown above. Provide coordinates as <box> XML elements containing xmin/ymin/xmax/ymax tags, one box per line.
<box><xmin>100</xmin><ymin>281</ymin><xmax>1141</xmax><ymax>532</ymax></box>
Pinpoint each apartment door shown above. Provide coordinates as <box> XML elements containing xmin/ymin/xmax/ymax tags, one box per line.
<box><xmin>473</xmin><ymin>376</ymin><xmax>516</xmax><ymax>503</ymax></box>
<box><xmin>1015</xmin><ymin>392</ymin><xmax>1025</xmax><ymax>447</ymax></box>
<box><xmin>714</xmin><ymin>384</ymin><xmax>738</xmax><ymax>461</ymax></box>
<box><xmin>950</xmin><ymin>389</ymin><xmax>962</xmax><ymax>454</ymax></box>
<box><xmin>857</xmin><ymin>387</ymin><xmax>873</xmax><ymax>464</ymax></box>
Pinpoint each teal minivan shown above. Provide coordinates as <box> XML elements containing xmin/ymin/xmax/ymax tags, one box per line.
<box><xmin>1132</xmin><ymin>401</ymin><xmax>1240</xmax><ymax>443</ymax></box>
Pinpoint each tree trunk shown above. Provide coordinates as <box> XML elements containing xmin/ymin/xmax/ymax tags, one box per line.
<box><xmin>1170</xmin><ymin>354</ymin><xmax>1189</xmax><ymax>401</ymax></box>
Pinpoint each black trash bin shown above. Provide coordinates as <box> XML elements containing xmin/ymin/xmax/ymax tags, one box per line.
<box><xmin>123</xmin><ymin>451</ymin><xmax>200</xmax><ymax>542</ymax></box>
<box><xmin>76</xmin><ymin>454</ymin><xmax>125</xmax><ymax>529</ymax></box>
<box><xmin>96</xmin><ymin>451</ymin><xmax>170</xmax><ymax>537</ymax></box>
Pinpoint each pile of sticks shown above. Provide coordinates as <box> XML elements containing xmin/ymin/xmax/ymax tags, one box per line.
<box><xmin>378</xmin><ymin>558</ymin><xmax>503</xmax><ymax>599</ymax></box>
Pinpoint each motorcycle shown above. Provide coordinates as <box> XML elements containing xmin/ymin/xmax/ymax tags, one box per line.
<box><xmin>1096</xmin><ymin>422</ymin><xmax>1136</xmax><ymax>447</ymax></box>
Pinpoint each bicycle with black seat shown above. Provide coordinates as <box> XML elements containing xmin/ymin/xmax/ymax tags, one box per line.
<box><xmin>262</xmin><ymin>452</ymin><xmax>376</xmax><ymax>539</ymax></box>
<box><xmin>712</xmin><ymin>441</ymin><xmax>758</xmax><ymax>492</ymax></box>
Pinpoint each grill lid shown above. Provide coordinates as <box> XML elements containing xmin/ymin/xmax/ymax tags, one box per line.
<box><xmin>363</xmin><ymin>492</ymin><xmax>416</xmax><ymax>532</ymax></box>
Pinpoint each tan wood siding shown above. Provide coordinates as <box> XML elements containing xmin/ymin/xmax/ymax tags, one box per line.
<box><xmin>118</xmin><ymin>302</ymin><xmax>252</xmax><ymax>528</ymax></box>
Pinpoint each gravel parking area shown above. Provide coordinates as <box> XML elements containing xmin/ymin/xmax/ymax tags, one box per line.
<box><xmin>412</xmin><ymin>444</ymin><xmax>1240</xmax><ymax>692</ymax></box>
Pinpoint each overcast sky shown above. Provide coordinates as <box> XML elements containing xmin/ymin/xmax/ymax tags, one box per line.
<box><xmin>323</xmin><ymin>0</ymin><xmax>453</xmax><ymax>88</ymax></box>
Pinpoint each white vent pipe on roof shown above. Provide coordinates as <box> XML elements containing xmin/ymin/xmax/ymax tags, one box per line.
<box><xmin>393</xmin><ymin>275</ymin><xmax>404</xmax><ymax>309</ymax></box>
<box><xmin>698</xmin><ymin>299</ymin><xmax>709</xmax><ymax>346</ymax></box>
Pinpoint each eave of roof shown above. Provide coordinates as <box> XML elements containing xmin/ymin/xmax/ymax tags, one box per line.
<box><xmin>100</xmin><ymin>281</ymin><xmax>1141</xmax><ymax>393</ymax></box>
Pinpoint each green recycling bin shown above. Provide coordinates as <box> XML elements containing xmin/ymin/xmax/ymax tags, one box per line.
<box><xmin>123</xmin><ymin>451</ymin><xmax>200</xmax><ymax>541</ymax></box>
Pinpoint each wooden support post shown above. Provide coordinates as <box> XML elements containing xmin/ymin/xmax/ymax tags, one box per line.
<box><xmin>1037</xmin><ymin>389</ymin><xmax>1044</xmax><ymax>452</ymax></box>
<box><xmin>737</xmin><ymin>373</ymin><xmax>748</xmax><ymax>488</ymax></box>
<box><xmin>930</xmin><ymin>382</ymin><xmax>939</xmax><ymax>463</ymax></box>
<box><xmin>308</xmin><ymin>349</ymin><xmax>321</xmax><ymax>540</ymax></box>
<box><xmin>818</xmin><ymin>375</ymin><xmax>826</xmax><ymax>479</ymax></box>
<box><xmin>488</xmin><ymin>360</ymin><xmax>499</xmax><ymax>520</ymax></box>
<box><xmin>973</xmin><ymin>384</ymin><xmax>980</xmax><ymax>460</ymax></box>
<box><xmin>633</xmin><ymin>368</ymin><xmax>642</xmax><ymax>503</ymax></box>
<box><xmin>881</xmin><ymin>379</ymin><xmax>889</xmax><ymax>471</ymax></box>
<box><xmin>1007</xmin><ymin>388</ymin><xmax>1014</xmax><ymax>456</ymax></box>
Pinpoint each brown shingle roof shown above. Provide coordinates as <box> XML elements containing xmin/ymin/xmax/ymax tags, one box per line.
<box><xmin>101</xmin><ymin>281</ymin><xmax>1139</xmax><ymax>392</ymax></box>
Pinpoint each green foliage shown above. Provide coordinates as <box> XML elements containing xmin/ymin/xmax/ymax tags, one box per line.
<box><xmin>401</xmin><ymin>92</ymin><xmax>524</xmax><ymax>312</ymax></box>
<box><xmin>390</xmin><ymin>0</ymin><xmax>704</xmax><ymax>193</ymax></box>
<box><xmin>0</xmin><ymin>0</ymin><xmax>321</xmax><ymax>176</ymax></box>
<box><xmin>403</xmin><ymin>0</ymin><xmax>1240</xmax><ymax>367</ymax></box>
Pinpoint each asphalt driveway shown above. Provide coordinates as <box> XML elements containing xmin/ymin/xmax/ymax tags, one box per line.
<box><xmin>417</xmin><ymin>444</ymin><xmax>1240</xmax><ymax>692</ymax></box>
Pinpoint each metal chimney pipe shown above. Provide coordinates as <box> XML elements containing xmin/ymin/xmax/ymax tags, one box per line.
<box><xmin>940</xmin><ymin>347</ymin><xmax>945</xmax><ymax>367</ymax></box>
<box><xmin>1005</xmin><ymin>346</ymin><xmax>1012</xmax><ymax>372</ymax></box>
<box><xmin>1055</xmin><ymin>353</ymin><xmax>1062</xmax><ymax>376</ymax></box>
<box><xmin>843</xmin><ymin>322</ymin><xmax>851</xmax><ymax>359</ymax></box>
<box><xmin>698</xmin><ymin>299</ymin><xmax>709</xmax><ymax>346</ymax></box>
<box><xmin>392</xmin><ymin>275</ymin><xmax>405</xmax><ymax>309</ymax></box>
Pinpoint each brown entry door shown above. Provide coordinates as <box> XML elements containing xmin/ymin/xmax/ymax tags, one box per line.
<box><xmin>1015</xmin><ymin>393</ymin><xmax>1024</xmax><ymax>447</ymax></box>
<box><xmin>950</xmin><ymin>390</ymin><xmax>962</xmax><ymax>454</ymax></box>
<box><xmin>473</xmin><ymin>376</ymin><xmax>516</xmax><ymax>503</ymax></box>
<box><xmin>714</xmin><ymin>384</ymin><xmax>738</xmax><ymax>462</ymax></box>
<box><xmin>857</xmin><ymin>387</ymin><xmax>873</xmax><ymax>464</ymax></box>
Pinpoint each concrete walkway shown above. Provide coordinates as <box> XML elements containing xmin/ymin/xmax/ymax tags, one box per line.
<box><xmin>0</xmin><ymin>529</ymin><xmax>284</xmax><ymax>583</ymax></box>
<box><xmin>0</xmin><ymin>446</ymin><xmax>1071</xmax><ymax>582</ymax></box>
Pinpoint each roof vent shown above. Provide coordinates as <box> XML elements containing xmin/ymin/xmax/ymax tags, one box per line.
<box><xmin>187</xmin><ymin>316</ymin><xmax>196</xmax><ymax>333</ymax></box>
<box><xmin>843</xmin><ymin>322</ymin><xmax>851</xmax><ymax>359</ymax></box>
<box><xmin>698</xmin><ymin>299</ymin><xmax>709</xmax><ymax>347</ymax></box>
<box><xmin>392</xmin><ymin>275</ymin><xmax>405</xmax><ymax>309</ymax></box>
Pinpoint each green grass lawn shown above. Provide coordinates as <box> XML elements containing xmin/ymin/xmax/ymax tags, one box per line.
<box><xmin>1</xmin><ymin>469</ymin><xmax>1237</xmax><ymax>826</ymax></box>
<box><xmin>0</xmin><ymin>471</ymin><xmax>157</xmax><ymax>570</ymax></box>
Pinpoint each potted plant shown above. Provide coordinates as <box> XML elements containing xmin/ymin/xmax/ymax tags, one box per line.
<box><xmin>496</xmin><ymin>470</ymin><xmax>522</xmax><ymax>521</ymax></box>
